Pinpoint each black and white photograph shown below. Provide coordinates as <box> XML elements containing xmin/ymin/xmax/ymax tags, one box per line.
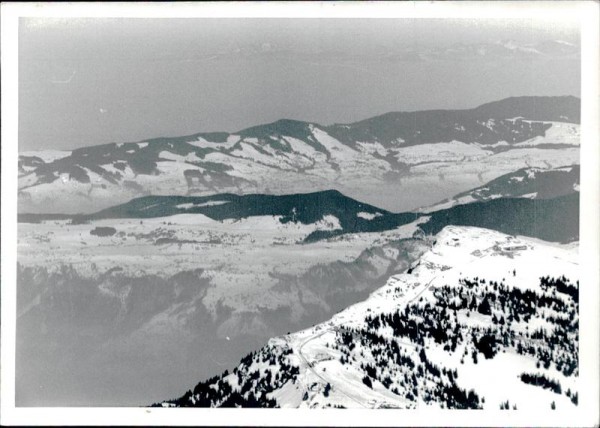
<box><xmin>1</xmin><ymin>2</ymin><xmax>599</xmax><ymax>426</ymax></box>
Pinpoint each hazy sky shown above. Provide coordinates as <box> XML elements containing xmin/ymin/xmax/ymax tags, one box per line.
<box><xmin>19</xmin><ymin>18</ymin><xmax>580</xmax><ymax>151</ymax></box>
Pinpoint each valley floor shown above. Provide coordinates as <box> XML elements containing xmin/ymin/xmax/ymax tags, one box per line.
<box><xmin>16</xmin><ymin>214</ymin><xmax>427</xmax><ymax>405</ymax></box>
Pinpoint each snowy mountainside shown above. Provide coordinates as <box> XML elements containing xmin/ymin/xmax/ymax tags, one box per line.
<box><xmin>419</xmin><ymin>165</ymin><xmax>580</xmax><ymax>213</ymax></box>
<box><xmin>422</xmin><ymin>164</ymin><xmax>579</xmax><ymax>212</ymax></box>
<box><xmin>161</xmin><ymin>226</ymin><xmax>579</xmax><ymax>409</ymax></box>
<box><xmin>18</xmin><ymin>96</ymin><xmax>580</xmax><ymax>213</ymax></box>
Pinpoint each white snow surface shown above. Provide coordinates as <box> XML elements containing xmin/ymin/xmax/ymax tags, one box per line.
<box><xmin>314</xmin><ymin>214</ymin><xmax>342</xmax><ymax>231</ymax></box>
<box><xmin>515</xmin><ymin>122</ymin><xmax>580</xmax><ymax>147</ymax></box>
<box><xmin>356</xmin><ymin>212</ymin><xmax>383</xmax><ymax>220</ymax></box>
<box><xmin>393</xmin><ymin>141</ymin><xmax>491</xmax><ymax>165</ymax></box>
<box><xmin>187</xmin><ymin>136</ymin><xmax>239</xmax><ymax>150</ymax></box>
<box><xmin>175</xmin><ymin>201</ymin><xmax>230</xmax><ymax>209</ymax></box>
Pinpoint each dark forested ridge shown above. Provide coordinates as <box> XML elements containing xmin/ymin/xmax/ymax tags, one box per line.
<box><xmin>19</xmin><ymin>189</ymin><xmax>579</xmax><ymax>244</ymax></box>
<box><xmin>418</xmin><ymin>193</ymin><xmax>579</xmax><ymax>243</ymax></box>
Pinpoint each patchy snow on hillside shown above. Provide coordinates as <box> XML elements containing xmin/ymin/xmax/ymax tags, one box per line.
<box><xmin>417</xmin><ymin>160</ymin><xmax>580</xmax><ymax>214</ymax></box>
<box><xmin>188</xmin><ymin>136</ymin><xmax>239</xmax><ymax>150</ymax></box>
<box><xmin>229</xmin><ymin>142</ymin><xmax>298</xmax><ymax>171</ymax></box>
<box><xmin>17</xmin><ymin>96</ymin><xmax>581</xmax><ymax>216</ymax></box>
<box><xmin>18</xmin><ymin>212</ymin><xmax>423</xmax><ymax>281</ymax></box>
<box><xmin>356</xmin><ymin>141</ymin><xmax>389</xmax><ymax>157</ymax></box>
<box><xmin>314</xmin><ymin>215</ymin><xmax>342</xmax><ymax>231</ymax></box>
<box><xmin>176</xmin><ymin>201</ymin><xmax>230</xmax><ymax>209</ymax></box>
<box><xmin>515</xmin><ymin>122</ymin><xmax>580</xmax><ymax>147</ymax></box>
<box><xmin>357</xmin><ymin>212</ymin><xmax>383</xmax><ymax>220</ymax></box>
<box><xmin>310</xmin><ymin>125</ymin><xmax>360</xmax><ymax>162</ymax></box>
<box><xmin>17</xmin><ymin>130</ymin><xmax>580</xmax><ymax>216</ymax></box>
<box><xmin>18</xmin><ymin>172</ymin><xmax>42</xmax><ymax>189</ymax></box>
<box><xmin>282</xmin><ymin>136</ymin><xmax>322</xmax><ymax>160</ymax></box>
<box><xmin>521</xmin><ymin>192</ymin><xmax>538</xmax><ymax>198</ymax></box>
<box><xmin>393</xmin><ymin>141</ymin><xmax>492</xmax><ymax>165</ymax></box>
<box><xmin>158</xmin><ymin>150</ymin><xmax>203</xmax><ymax>163</ymax></box>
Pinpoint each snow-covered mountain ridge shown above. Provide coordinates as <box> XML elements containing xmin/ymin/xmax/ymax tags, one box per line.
<box><xmin>18</xmin><ymin>96</ymin><xmax>580</xmax><ymax>213</ymax></box>
<box><xmin>421</xmin><ymin>164</ymin><xmax>579</xmax><ymax>212</ymax></box>
<box><xmin>160</xmin><ymin>226</ymin><xmax>579</xmax><ymax>409</ymax></box>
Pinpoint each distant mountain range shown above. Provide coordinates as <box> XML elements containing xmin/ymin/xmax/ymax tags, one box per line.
<box><xmin>414</xmin><ymin>39</ymin><xmax>580</xmax><ymax>61</ymax></box>
<box><xmin>20</xmin><ymin>164</ymin><xmax>580</xmax><ymax>244</ymax></box>
<box><xmin>186</xmin><ymin>39</ymin><xmax>580</xmax><ymax>62</ymax></box>
<box><xmin>18</xmin><ymin>96</ymin><xmax>580</xmax><ymax>214</ymax></box>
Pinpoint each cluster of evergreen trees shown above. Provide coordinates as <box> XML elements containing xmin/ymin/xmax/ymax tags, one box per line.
<box><xmin>354</xmin><ymin>273</ymin><xmax>578</xmax><ymax>408</ymax></box>
<box><xmin>331</xmin><ymin>326</ymin><xmax>480</xmax><ymax>409</ymax></box>
<box><xmin>473</xmin><ymin>334</ymin><xmax>497</xmax><ymax>359</ymax></box>
<box><xmin>519</xmin><ymin>372</ymin><xmax>562</xmax><ymax>394</ymax></box>
<box><xmin>540</xmin><ymin>275</ymin><xmax>578</xmax><ymax>302</ymax></box>
<box><xmin>376</xmin><ymin>275</ymin><xmax>578</xmax><ymax>374</ymax></box>
<box><xmin>159</xmin><ymin>344</ymin><xmax>300</xmax><ymax>407</ymax></box>
<box><xmin>499</xmin><ymin>400</ymin><xmax>517</xmax><ymax>410</ymax></box>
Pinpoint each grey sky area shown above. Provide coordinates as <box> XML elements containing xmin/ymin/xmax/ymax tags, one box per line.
<box><xmin>19</xmin><ymin>18</ymin><xmax>580</xmax><ymax>151</ymax></box>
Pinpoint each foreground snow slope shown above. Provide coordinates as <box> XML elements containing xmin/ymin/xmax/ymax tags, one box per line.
<box><xmin>162</xmin><ymin>226</ymin><xmax>579</xmax><ymax>410</ymax></box>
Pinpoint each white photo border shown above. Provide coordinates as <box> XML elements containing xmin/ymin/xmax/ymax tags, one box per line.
<box><xmin>1</xmin><ymin>1</ymin><xmax>598</xmax><ymax>426</ymax></box>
